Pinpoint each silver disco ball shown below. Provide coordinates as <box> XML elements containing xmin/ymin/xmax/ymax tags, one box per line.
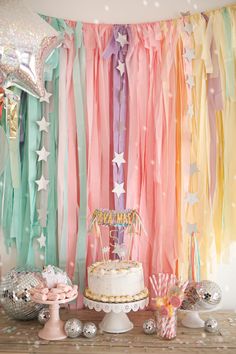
<box><xmin>0</xmin><ymin>266</ymin><xmax>45</xmax><ymax>320</ymax></box>
<box><xmin>181</xmin><ymin>280</ymin><xmax>222</xmax><ymax>311</ymax></box>
<box><xmin>195</xmin><ymin>280</ymin><xmax>222</xmax><ymax>309</ymax></box>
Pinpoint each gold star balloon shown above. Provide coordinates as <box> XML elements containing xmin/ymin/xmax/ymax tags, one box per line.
<box><xmin>0</xmin><ymin>0</ymin><xmax>63</xmax><ymax>98</ymax></box>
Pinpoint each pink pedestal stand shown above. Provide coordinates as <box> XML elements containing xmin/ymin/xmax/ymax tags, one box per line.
<box><xmin>32</xmin><ymin>294</ymin><xmax>78</xmax><ymax>340</ymax></box>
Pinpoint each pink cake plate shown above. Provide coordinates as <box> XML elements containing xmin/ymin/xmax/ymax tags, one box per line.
<box><xmin>32</xmin><ymin>293</ymin><xmax>78</xmax><ymax>340</ymax></box>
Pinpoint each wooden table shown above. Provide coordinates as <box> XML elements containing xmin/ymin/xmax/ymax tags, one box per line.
<box><xmin>0</xmin><ymin>308</ymin><xmax>236</xmax><ymax>354</ymax></box>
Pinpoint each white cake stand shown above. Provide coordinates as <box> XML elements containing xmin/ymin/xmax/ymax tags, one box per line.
<box><xmin>84</xmin><ymin>297</ymin><xmax>149</xmax><ymax>333</ymax></box>
<box><xmin>179</xmin><ymin>306</ymin><xmax>220</xmax><ymax>328</ymax></box>
<box><xmin>32</xmin><ymin>293</ymin><xmax>78</xmax><ymax>340</ymax></box>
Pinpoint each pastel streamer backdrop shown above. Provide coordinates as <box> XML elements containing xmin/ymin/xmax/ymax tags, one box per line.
<box><xmin>0</xmin><ymin>4</ymin><xmax>236</xmax><ymax>308</ymax></box>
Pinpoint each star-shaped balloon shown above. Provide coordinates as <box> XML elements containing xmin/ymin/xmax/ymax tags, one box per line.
<box><xmin>112</xmin><ymin>152</ymin><xmax>126</xmax><ymax>168</ymax></box>
<box><xmin>36</xmin><ymin>117</ymin><xmax>50</xmax><ymax>133</ymax></box>
<box><xmin>116</xmin><ymin>60</ymin><xmax>125</xmax><ymax>76</ymax></box>
<box><xmin>37</xmin><ymin>232</ymin><xmax>46</xmax><ymax>248</ymax></box>
<box><xmin>112</xmin><ymin>182</ymin><xmax>125</xmax><ymax>198</ymax></box>
<box><xmin>35</xmin><ymin>174</ymin><xmax>49</xmax><ymax>191</ymax></box>
<box><xmin>0</xmin><ymin>0</ymin><xmax>63</xmax><ymax>98</ymax></box>
<box><xmin>116</xmin><ymin>32</ymin><xmax>129</xmax><ymax>47</ymax></box>
<box><xmin>112</xmin><ymin>243</ymin><xmax>127</xmax><ymax>259</ymax></box>
<box><xmin>183</xmin><ymin>48</ymin><xmax>196</xmax><ymax>62</ymax></box>
<box><xmin>36</xmin><ymin>146</ymin><xmax>50</xmax><ymax>162</ymax></box>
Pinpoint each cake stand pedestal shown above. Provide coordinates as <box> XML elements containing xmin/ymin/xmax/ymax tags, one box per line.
<box><xmin>179</xmin><ymin>307</ymin><xmax>220</xmax><ymax>328</ymax></box>
<box><xmin>84</xmin><ymin>297</ymin><xmax>149</xmax><ymax>333</ymax></box>
<box><xmin>32</xmin><ymin>294</ymin><xmax>78</xmax><ymax>340</ymax></box>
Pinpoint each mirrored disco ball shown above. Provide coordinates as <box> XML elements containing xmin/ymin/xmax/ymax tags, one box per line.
<box><xmin>0</xmin><ymin>266</ymin><xmax>45</xmax><ymax>320</ymax></box>
<box><xmin>195</xmin><ymin>280</ymin><xmax>222</xmax><ymax>310</ymax></box>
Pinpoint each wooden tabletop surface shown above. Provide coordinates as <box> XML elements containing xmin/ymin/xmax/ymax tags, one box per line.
<box><xmin>0</xmin><ymin>308</ymin><xmax>236</xmax><ymax>354</ymax></box>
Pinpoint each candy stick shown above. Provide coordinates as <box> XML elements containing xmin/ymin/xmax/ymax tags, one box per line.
<box><xmin>152</xmin><ymin>275</ymin><xmax>159</xmax><ymax>297</ymax></box>
<box><xmin>149</xmin><ymin>276</ymin><xmax>157</xmax><ymax>296</ymax></box>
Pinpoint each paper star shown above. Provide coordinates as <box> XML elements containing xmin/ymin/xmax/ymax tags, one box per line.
<box><xmin>186</xmin><ymin>75</ymin><xmax>195</xmax><ymax>88</ymax></box>
<box><xmin>37</xmin><ymin>208</ymin><xmax>48</xmax><ymax>227</ymax></box>
<box><xmin>116</xmin><ymin>32</ymin><xmax>129</xmax><ymax>47</ymax></box>
<box><xmin>190</xmin><ymin>163</ymin><xmax>199</xmax><ymax>176</ymax></box>
<box><xmin>183</xmin><ymin>22</ymin><xmax>193</xmax><ymax>35</ymax></box>
<box><xmin>183</xmin><ymin>48</ymin><xmax>196</xmax><ymax>62</ymax></box>
<box><xmin>35</xmin><ymin>175</ymin><xmax>49</xmax><ymax>191</ymax></box>
<box><xmin>39</xmin><ymin>91</ymin><xmax>52</xmax><ymax>103</ymax></box>
<box><xmin>187</xmin><ymin>223</ymin><xmax>198</xmax><ymax>235</ymax></box>
<box><xmin>36</xmin><ymin>117</ymin><xmax>50</xmax><ymax>133</ymax></box>
<box><xmin>116</xmin><ymin>60</ymin><xmax>125</xmax><ymax>76</ymax></box>
<box><xmin>102</xmin><ymin>246</ymin><xmax>110</xmax><ymax>254</ymax></box>
<box><xmin>37</xmin><ymin>232</ymin><xmax>46</xmax><ymax>248</ymax></box>
<box><xmin>187</xmin><ymin>104</ymin><xmax>194</xmax><ymax>118</ymax></box>
<box><xmin>112</xmin><ymin>152</ymin><xmax>126</xmax><ymax>168</ymax></box>
<box><xmin>185</xmin><ymin>192</ymin><xmax>199</xmax><ymax>205</ymax></box>
<box><xmin>36</xmin><ymin>146</ymin><xmax>50</xmax><ymax>162</ymax></box>
<box><xmin>112</xmin><ymin>243</ymin><xmax>127</xmax><ymax>259</ymax></box>
<box><xmin>112</xmin><ymin>182</ymin><xmax>125</xmax><ymax>198</ymax></box>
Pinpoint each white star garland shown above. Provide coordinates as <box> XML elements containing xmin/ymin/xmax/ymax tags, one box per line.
<box><xmin>185</xmin><ymin>192</ymin><xmax>199</xmax><ymax>206</ymax></box>
<box><xmin>112</xmin><ymin>152</ymin><xmax>126</xmax><ymax>168</ymax></box>
<box><xmin>183</xmin><ymin>48</ymin><xmax>196</xmax><ymax>62</ymax></box>
<box><xmin>116</xmin><ymin>32</ymin><xmax>129</xmax><ymax>47</ymax></box>
<box><xmin>36</xmin><ymin>146</ymin><xmax>50</xmax><ymax>162</ymax></box>
<box><xmin>112</xmin><ymin>182</ymin><xmax>126</xmax><ymax>198</ymax></box>
<box><xmin>116</xmin><ymin>60</ymin><xmax>125</xmax><ymax>76</ymax></box>
<box><xmin>37</xmin><ymin>232</ymin><xmax>46</xmax><ymax>248</ymax></box>
<box><xmin>39</xmin><ymin>91</ymin><xmax>52</xmax><ymax>103</ymax></box>
<box><xmin>35</xmin><ymin>174</ymin><xmax>49</xmax><ymax>191</ymax></box>
<box><xmin>36</xmin><ymin>117</ymin><xmax>50</xmax><ymax>133</ymax></box>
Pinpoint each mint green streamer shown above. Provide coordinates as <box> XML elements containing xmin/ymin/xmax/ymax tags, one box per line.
<box><xmin>222</xmin><ymin>8</ymin><xmax>235</xmax><ymax>99</ymax></box>
<box><xmin>73</xmin><ymin>22</ymin><xmax>87</xmax><ymax>290</ymax></box>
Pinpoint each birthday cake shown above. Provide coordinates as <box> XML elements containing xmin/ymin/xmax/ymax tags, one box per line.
<box><xmin>85</xmin><ymin>260</ymin><xmax>148</xmax><ymax>303</ymax></box>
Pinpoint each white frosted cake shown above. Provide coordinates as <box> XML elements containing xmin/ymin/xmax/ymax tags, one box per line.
<box><xmin>85</xmin><ymin>260</ymin><xmax>148</xmax><ymax>303</ymax></box>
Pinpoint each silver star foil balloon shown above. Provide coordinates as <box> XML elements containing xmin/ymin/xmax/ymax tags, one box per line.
<box><xmin>83</xmin><ymin>322</ymin><xmax>97</xmax><ymax>338</ymax></box>
<box><xmin>143</xmin><ymin>319</ymin><xmax>157</xmax><ymax>334</ymax></box>
<box><xmin>0</xmin><ymin>0</ymin><xmax>63</xmax><ymax>98</ymax></box>
<box><xmin>64</xmin><ymin>318</ymin><xmax>83</xmax><ymax>338</ymax></box>
<box><xmin>204</xmin><ymin>318</ymin><xmax>218</xmax><ymax>333</ymax></box>
<box><xmin>38</xmin><ymin>307</ymin><xmax>50</xmax><ymax>325</ymax></box>
<box><xmin>0</xmin><ymin>266</ymin><xmax>45</xmax><ymax>320</ymax></box>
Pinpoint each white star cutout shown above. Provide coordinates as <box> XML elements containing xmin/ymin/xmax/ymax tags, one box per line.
<box><xmin>112</xmin><ymin>182</ymin><xmax>125</xmax><ymax>198</ymax></box>
<box><xmin>39</xmin><ymin>91</ymin><xmax>52</xmax><ymax>103</ymax></box>
<box><xmin>187</xmin><ymin>223</ymin><xmax>198</xmax><ymax>235</ymax></box>
<box><xmin>112</xmin><ymin>152</ymin><xmax>126</xmax><ymax>168</ymax></box>
<box><xmin>185</xmin><ymin>192</ymin><xmax>199</xmax><ymax>205</ymax></box>
<box><xmin>116</xmin><ymin>60</ymin><xmax>125</xmax><ymax>76</ymax></box>
<box><xmin>102</xmin><ymin>246</ymin><xmax>110</xmax><ymax>254</ymax></box>
<box><xmin>187</xmin><ymin>104</ymin><xmax>194</xmax><ymax>118</ymax></box>
<box><xmin>36</xmin><ymin>146</ymin><xmax>50</xmax><ymax>162</ymax></box>
<box><xmin>37</xmin><ymin>208</ymin><xmax>47</xmax><ymax>226</ymax></box>
<box><xmin>37</xmin><ymin>232</ymin><xmax>46</xmax><ymax>248</ymax></box>
<box><xmin>112</xmin><ymin>243</ymin><xmax>127</xmax><ymax>259</ymax></box>
<box><xmin>35</xmin><ymin>175</ymin><xmax>49</xmax><ymax>191</ymax></box>
<box><xmin>183</xmin><ymin>48</ymin><xmax>196</xmax><ymax>62</ymax></box>
<box><xmin>190</xmin><ymin>163</ymin><xmax>199</xmax><ymax>176</ymax></box>
<box><xmin>36</xmin><ymin>117</ymin><xmax>50</xmax><ymax>133</ymax></box>
<box><xmin>183</xmin><ymin>22</ymin><xmax>193</xmax><ymax>35</ymax></box>
<box><xmin>186</xmin><ymin>75</ymin><xmax>195</xmax><ymax>88</ymax></box>
<box><xmin>116</xmin><ymin>32</ymin><xmax>129</xmax><ymax>47</ymax></box>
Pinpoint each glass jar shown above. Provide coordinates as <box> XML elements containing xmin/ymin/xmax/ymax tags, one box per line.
<box><xmin>155</xmin><ymin>309</ymin><xmax>177</xmax><ymax>340</ymax></box>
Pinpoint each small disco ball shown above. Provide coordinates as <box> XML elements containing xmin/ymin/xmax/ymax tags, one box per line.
<box><xmin>0</xmin><ymin>266</ymin><xmax>45</xmax><ymax>320</ymax></box>
<box><xmin>83</xmin><ymin>322</ymin><xmax>97</xmax><ymax>338</ymax></box>
<box><xmin>196</xmin><ymin>280</ymin><xmax>222</xmax><ymax>310</ymax></box>
<box><xmin>204</xmin><ymin>318</ymin><xmax>218</xmax><ymax>333</ymax></box>
<box><xmin>38</xmin><ymin>307</ymin><xmax>50</xmax><ymax>325</ymax></box>
<box><xmin>143</xmin><ymin>319</ymin><xmax>156</xmax><ymax>334</ymax></box>
<box><xmin>64</xmin><ymin>318</ymin><xmax>83</xmax><ymax>338</ymax></box>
